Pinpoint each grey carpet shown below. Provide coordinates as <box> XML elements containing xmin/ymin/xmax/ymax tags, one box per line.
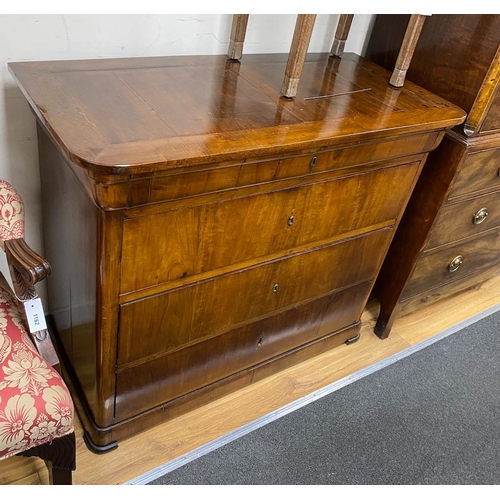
<box><xmin>148</xmin><ymin>310</ymin><xmax>500</xmax><ymax>485</ymax></box>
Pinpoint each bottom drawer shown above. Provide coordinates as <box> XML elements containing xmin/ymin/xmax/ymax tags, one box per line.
<box><xmin>402</xmin><ymin>226</ymin><xmax>500</xmax><ymax>300</ymax></box>
<box><xmin>398</xmin><ymin>262</ymin><xmax>500</xmax><ymax>318</ymax></box>
<box><xmin>115</xmin><ymin>281</ymin><xmax>371</xmax><ymax>420</ymax></box>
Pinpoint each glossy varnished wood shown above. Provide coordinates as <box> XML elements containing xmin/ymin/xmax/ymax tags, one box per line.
<box><xmin>120</xmin><ymin>161</ymin><xmax>419</xmax><ymax>293</ymax></box>
<box><xmin>10</xmin><ymin>52</ymin><xmax>465</xmax><ymax>448</ymax></box>
<box><xmin>9</xmin><ymin>53</ymin><xmax>464</xmax><ymax>178</ymax></box>
<box><xmin>118</xmin><ymin>228</ymin><xmax>393</xmax><ymax>367</ymax></box>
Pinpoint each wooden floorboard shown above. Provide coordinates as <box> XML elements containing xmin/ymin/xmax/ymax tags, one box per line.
<box><xmin>3</xmin><ymin>273</ymin><xmax>500</xmax><ymax>485</ymax></box>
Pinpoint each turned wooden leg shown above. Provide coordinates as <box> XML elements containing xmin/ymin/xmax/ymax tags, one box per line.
<box><xmin>390</xmin><ymin>14</ymin><xmax>427</xmax><ymax>87</ymax></box>
<box><xmin>228</xmin><ymin>14</ymin><xmax>249</xmax><ymax>60</ymax></box>
<box><xmin>331</xmin><ymin>14</ymin><xmax>354</xmax><ymax>58</ymax></box>
<box><xmin>18</xmin><ymin>432</ymin><xmax>76</xmax><ymax>485</ymax></box>
<box><xmin>281</xmin><ymin>14</ymin><xmax>317</xmax><ymax>98</ymax></box>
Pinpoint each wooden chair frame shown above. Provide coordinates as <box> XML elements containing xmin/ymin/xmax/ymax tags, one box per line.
<box><xmin>228</xmin><ymin>14</ymin><xmax>429</xmax><ymax>97</ymax></box>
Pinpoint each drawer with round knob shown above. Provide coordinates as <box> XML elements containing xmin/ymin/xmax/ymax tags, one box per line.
<box><xmin>114</xmin><ymin>281</ymin><xmax>371</xmax><ymax>420</ymax></box>
<box><xmin>426</xmin><ymin>190</ymin><xmax>500</xmax><ymax>250</ymax></box>
<box><xmin>121</xmin><ymin>161</ymin><xmax>419</xmax><ymax>294</ymax></box>
<box><xmin>401</xmin><ymin>226</ymin><xmax>500</xmax><ymax>301</ymax></box>
<box><xmin>117</xmin><ymin>227</ymin><xmax>393</xmax><ymax>367</ymax></box>
<box><xmin>121</xmin><ymin>162</ymin><xmax>419</xmax><ymax>293</ymax></box>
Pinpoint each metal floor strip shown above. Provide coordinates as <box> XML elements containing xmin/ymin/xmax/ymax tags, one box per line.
<box><xmin>126</xmin><ymin>302</ymin><xmax>500</xmax><ymax>485</ymax></box>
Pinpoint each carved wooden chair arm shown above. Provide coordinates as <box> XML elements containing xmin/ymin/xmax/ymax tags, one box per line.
<box><xmin>4</xmin><ymin>237</ymin><xmax>59</xmax><ymax>368</ymax></box>
<box><xmin>4</xmin><ymin>237</ymin><xmax>51</xmax><ymax>299</ymax></box>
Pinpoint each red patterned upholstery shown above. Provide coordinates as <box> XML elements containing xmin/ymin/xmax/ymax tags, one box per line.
<box><xmin>0</xmin><ymin>273</ymin><xmax>75</xmax><ymax>461</ymax></box>
<box><xmin>0</xmin><ymin>180</ymin><xmax>24</xmax><ymax>243</ymax></box>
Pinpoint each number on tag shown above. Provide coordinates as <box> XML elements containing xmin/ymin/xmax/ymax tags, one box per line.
<box><xmin>23</xmin><ymin>298</ymin><xmax>47</xmax><ymax>333</ymax></box>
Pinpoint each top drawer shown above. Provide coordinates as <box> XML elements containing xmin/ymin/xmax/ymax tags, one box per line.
<box><xmin>448</xmin><ymin>146</ymin><xmax>500</xmax><ymax>200</ymax></box>
<box><xmin>121</xmin><ymin>161</ymin><xmax>419</xmax><ymax>294</ymax></box>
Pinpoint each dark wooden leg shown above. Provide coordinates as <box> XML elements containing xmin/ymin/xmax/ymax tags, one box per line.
<box><xmin>48</xmin><ymin>464</ymin><xmax>73</xmax><ymax>485</ymax></box>
<box><xmin>374</xmin><ymin>304</ymin><xmax>399</xmax><ymax>340</ymax></box>
<box><xmin>18</xmin><ymin>432</ymin><xmax>76</xmax><ymax>485</ymax></box>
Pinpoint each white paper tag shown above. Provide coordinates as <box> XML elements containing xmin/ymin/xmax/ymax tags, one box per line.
<box><xmin>23</xmin><ymin>298</ymin><xmax>47</xmax><ymax>333</ymax></box>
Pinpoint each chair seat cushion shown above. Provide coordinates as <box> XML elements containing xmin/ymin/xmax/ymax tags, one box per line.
<box><xmin>0</xmin><ymin>275</ymin><xmax>74</xmax><ymax>460</ymax></box>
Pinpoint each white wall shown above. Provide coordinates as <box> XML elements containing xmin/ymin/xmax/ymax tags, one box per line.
<box><xmin>0</xmin><ymin>14</ymin><xmax>375</xmax><ymax>304</ymax></box>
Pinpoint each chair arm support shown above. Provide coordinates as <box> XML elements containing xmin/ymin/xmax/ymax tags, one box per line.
<box><xmin>4</xmin><ymin>237</ymin><xmax>51</xmax><ymax>301</ymax></box>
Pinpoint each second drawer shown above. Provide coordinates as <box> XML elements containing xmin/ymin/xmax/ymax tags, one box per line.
<box><xmin>426</xmin><ymin>190</ymin><xmax>500</xmax><ymax>250</ymax></box>
<box><xmin>117</xmin><ymin>227</ymin><xmax>393</xmax><ymax>366</ymax></box>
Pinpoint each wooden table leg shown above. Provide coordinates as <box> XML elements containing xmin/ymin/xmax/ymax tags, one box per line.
<box><xmin>390</xmin><ymin>14</ymin><xmax>428</xmax><ymax>87</ymax></box>
<box><xmin>228</xmin><ymin>14</ymin><xmax>249</xmax><ymax>60</ymax></box>
<box><xmin>331</xmin><ymin>14</ymin><xmax>354</xmax><ymax>58</ymax></box>
<box><xmin>281</xmin><ymin>14</ymin><xmax>317</xmax><ymax>98</ymax></box>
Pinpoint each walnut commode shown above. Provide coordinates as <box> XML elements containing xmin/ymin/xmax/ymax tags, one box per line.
<box><xmin>9</xmin><ymin>52</ymin><xmax>464</xmax><ymax>450</ymax></box>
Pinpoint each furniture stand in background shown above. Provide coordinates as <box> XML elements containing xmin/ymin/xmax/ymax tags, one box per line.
<box><xmin>365</xmin><ymin>14</ymin><xmax>500</xmax><ymax>339</ymax></box>
<box><xmin>9</xmin><ymin>49</ymin><xmax>464</xmax><ymax>451</ymax></box>
<box><xmin>228</xmin><ymin>14</ymin><xmax>428</xmax><ymax>97</ymax></box>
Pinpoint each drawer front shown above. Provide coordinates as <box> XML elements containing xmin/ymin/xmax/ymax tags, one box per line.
<box><xmin>448</xmin><ymin>147</ymin><xmax>500</xmax><ymax>200</ymax></box>
<box><xmin>146</xmin><ymin>132</ymin><xmax>437</xmax><ymax>205</ymax></box>
<box><xmin>118</xmin><ymin>227</ymin><xmax>392</xmax><ymax>366</ymax></box>
<box><xmin>426</xmin><ymin>190</ymin><xmax>500</xmax><ymax>249</ymax></box>
<box><xmin>401</xmin><ymin>227</ymin><xmax>500</xmax><ymax>300</ymax></box>
<box><xmin>121</xmin><ymin>162</ymin><xmax>418</xmax><ymax>293</ymax></box>
<box><xmin>115</xmin><ymin>282</ymin><xmax>371</xmax><ymax>420</ymax></box>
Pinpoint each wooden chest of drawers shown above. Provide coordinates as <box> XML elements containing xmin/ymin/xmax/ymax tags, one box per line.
<box><xmin>9</xmin><ymin>52</ymin><xmax>464</xmax><ymax>449</ymax></box>
<box><xmin>366</xmin><ymin>14</ymin><xmax>500</xmax><ymax>338</ymax></box>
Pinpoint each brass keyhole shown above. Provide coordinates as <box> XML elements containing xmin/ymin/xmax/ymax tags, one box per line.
<box><xmin>288</xmin><ymin>215</ymin><xmax>295</xmax><ymax>227</ymax></box>
<box><xmin>273</xmin><ymin>284</ymin><xmax>279</xmax><ymax>292</ymax></box>
<box><xmin>448</xmin><ymin>255</ymin><xmax>463</xmax><ymax>273</ymax></box>
<box><xmin>310</xmin><ymin>156</ymin><xmax>317</xmax><ymax>167</ymax></box>
<box><xmin>473</xmin><ymin>207</ymin><xmax>489</xmax><ymax>225</ymax></box>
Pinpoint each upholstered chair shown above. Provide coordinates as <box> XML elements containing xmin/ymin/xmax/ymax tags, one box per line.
<box><xmin>0</xmin><ymin>180</ymin><xmax>76</xmax><ymax>484</ymax></box>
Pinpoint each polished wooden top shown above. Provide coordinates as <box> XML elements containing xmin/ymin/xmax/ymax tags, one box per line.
<box><xmin>9</xmin><ymin>53</ymin><xmax>465</xmax><ymax>175</ymax></box>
